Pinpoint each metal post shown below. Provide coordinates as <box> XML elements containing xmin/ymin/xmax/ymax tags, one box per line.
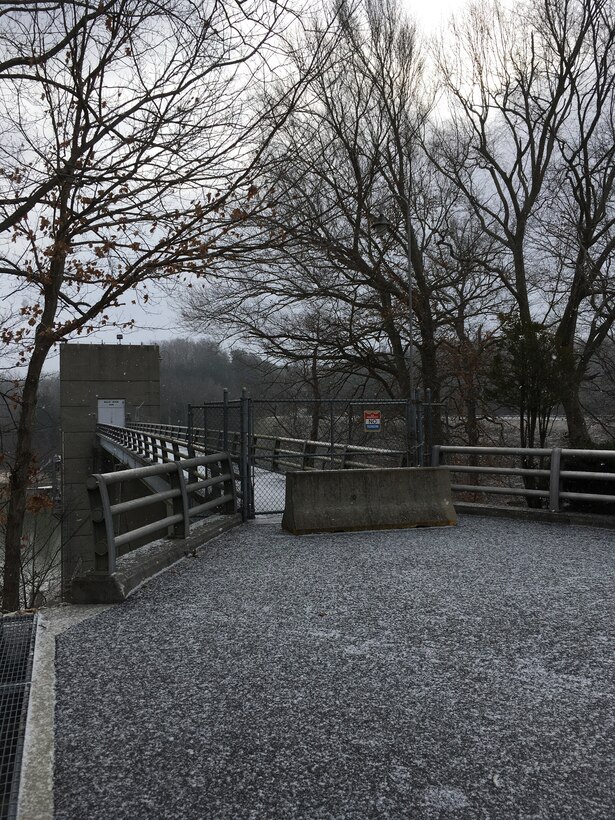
<box><xmin>301</xmin><ymin>440</ymin><xmax>309</xmax><ymax>471</ymax></box>
<box><xmin>405</xmin><ymin>399</ymin><xmax>412</xmax><ymax>467</ymax></box>
<box><xmin>223</xmin><ymin>388</ymin><xmax>229</xmax><ymax>453</ymax></box>
<box><xmin>549</xmin><ymin>447</ymin><xmax>562</xmax><ymax>512</ymax></box>
<box><xmin>404</xmin><ymin>196</ymin><xmax>416</xmax><ymax>467</ymax></box>
<box><xmin>169</xmin><ymin>462</ymin><xmax>189</xmax><ymax>539</ymax></box>
<box><xmin>86</xmin><ymin>475</ymin><xmax>116</xmax><ymax>574</ymax></box>
<box><xmin>330</xmin><ymin>401</ymin><xmax>335</xmax><ymax>469</ymax></box>
<box><xmin>416</xmin><ymin>388</ymin><xmax>424</xmax><ymax>467</ymax></box>
<box><xmin>272</xmin><ymin>439</ymin><xmax>281</xmax><ymax>471</ymax></box>
<box><xmin>187</xmin><ymin>404</ymin><xmax>193</xmax><ymax>452</ymax></box>
<box><xmin>409</xmin><ymin>393</ymin><xmax>417</xmax><ymax>467</ymax></box>
<box><xmin>239</xmin><ymin>387</ymin><xmax>249</xmax><ymax>521</ymax></box>
<box><xmin>247</xmin><ymin>398</ymin><xmax>255</xmax><ymax>518</ymax></box>
<box><xmin>426</xmin><ymin>388</ymin><xmax>433</xmax><ymax>465</ymax></box>
<box><xmin>223</xmin><ymin>454</ymin><xmax>238</xmax><ymax>514</ymax></box>
<box><xmin>405</xmin><ymin>198</ymin><xmax>414</xmax><ymax>376</ymax></box>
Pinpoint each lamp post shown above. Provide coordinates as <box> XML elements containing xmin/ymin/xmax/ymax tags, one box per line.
<box><xmin>372</xmin><ymin>209</ymin><xmax>417</xmax><ymax>465</ymax></box>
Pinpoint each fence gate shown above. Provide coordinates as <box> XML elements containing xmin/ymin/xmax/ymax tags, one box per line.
<box><xmin>189</xmin><ymin>391</ymin><xmax>444</xmax><ymax>517</ymax></box>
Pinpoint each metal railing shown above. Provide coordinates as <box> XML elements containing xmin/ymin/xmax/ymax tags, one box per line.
<box><xmin>113</xmin><ymin>424</ymin><xmax>615</xmax><ymax>518</ymax></box>
<box><xmin>98</xmin><ymin>422</ymin><xmax>248</xmax><ymax>516</ymax></box>
<box><xmin>98</xmin><ymin>423</ymin><xmax>192</xmax><ymax>463</ymax></box>
<box><xmin>189</xmin><ymin>392</ymin><xmax>443</xmax><ymax>469</ymax></box>
<box><xmin>131</xmin><ymin>423</ymin><xmax>408</xmax><ymax>471</ymax></box>
<box><xmin>432</xmin><ymin>445</ymin><xmax>615</xmax><ymax>512</ymax></box>
<box><xmin>251</xmin><ymin>434</ymin><xmax>407</xmax><ymax>471</ymax></box>
<box><xmin>90</xmin><ymin>429</ymin><xmax>237</xmax><ymax>572</ymax></box>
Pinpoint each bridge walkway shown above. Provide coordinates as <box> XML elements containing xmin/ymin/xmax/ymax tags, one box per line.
<box><xmin>48</xmin><ymin>515</ymin><xmax>615</xmax><ymax>819</ymax></box>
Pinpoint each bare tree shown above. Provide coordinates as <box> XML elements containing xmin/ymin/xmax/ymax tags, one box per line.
<box><xmin>430</xmin><ymin>211</ymin><xmax>504</xmax><ymax>447</ymax></box>
<box><xmin>0</xmin><ymin>0</ymin><xmax>316</xmax><ymax>610</ymax></box>
<box><xmin>181</xmin><ymin>0</ymin><xmax>453</xmax><ymax>436</ymax></box>
<box><xmin>542</xmin><ymin>0</ymin><xmax>615</xmax><ymax>444</ymax></box>
<box><xmin>434</xmin><ymin>0</ymin><xmax>615</xmax><ymax>446</ymax></box>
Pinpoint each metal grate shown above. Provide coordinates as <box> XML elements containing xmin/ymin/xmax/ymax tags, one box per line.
<box><xmin>0</xmin><ymin>614</ymin><xmax>37</xmax><ymax>820</ymax></box>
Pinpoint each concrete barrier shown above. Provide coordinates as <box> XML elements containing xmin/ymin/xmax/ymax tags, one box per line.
<box><xmin>281</xmin><ymin>467</ymin><xmax>457</xmax><ymax>535</ymax></box>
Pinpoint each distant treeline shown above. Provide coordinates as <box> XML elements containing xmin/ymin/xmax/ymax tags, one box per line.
<box><xmin>0</xmin><ymin>340</ymin><xmax>322</xmax><ymax>468</ymax></box>
<box><xmin>1</xmin><ymin>334</ymin><xmax>614</xmax><ymax>476</ymax></box>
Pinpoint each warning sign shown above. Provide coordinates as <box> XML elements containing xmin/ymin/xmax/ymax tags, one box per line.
<box><xmin>363</xmin><ymin>410</ymin><xmax>382</xmax><ymax>432</ymax></box>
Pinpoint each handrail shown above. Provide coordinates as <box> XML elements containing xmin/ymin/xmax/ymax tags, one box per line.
<box><xmin>118</xmin><ymin>424</ymin><xmax>615</xmax><ymax>515</ymax></box>
<box><xmin>88</xmin><ymin>436</ymin><xmax>236</xmax><ymax>573</ymax></box>
<box><xmin>432</xmin><ymin>445</ymin><xmax>615</xmax><ymax>512</ymax></box>
<box><xmin>129</xmin><ymin>422</ymin><xmax>409</xmax><ymax>470</ymax></box>
<box><xmin>98</xmin><ymin>423</ymin><xmax>241</xmax><ymax>483</ymax></box>
<box><xmin>87</xmin><ymin>454</ymin><xmax>235</xmax><ymax>574</ymax></box>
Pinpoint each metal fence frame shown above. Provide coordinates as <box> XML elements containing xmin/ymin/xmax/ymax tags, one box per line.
<box><xmin>185</xmin><ymin>391</ymin><xmax>445</xmax><ymax>516</ymax></box>
<box><xmin>189</xmin><ymin>392</ymin><xmax>444</xmax><ymax>465</ymax></box>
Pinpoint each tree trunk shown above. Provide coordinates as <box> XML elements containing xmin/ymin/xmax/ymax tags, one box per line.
<box><xmin>465</xmin><ymin>387</ymin><xmax>479</xmax><ymax>448</ymax></box>
<box><xmin>3</xmin><ymin>341</ymin><xmax>50</xmax><ymax>611</ymax></box>
<box><xmin>418</xmin><ymin>333</ymin><xmax>443</xmax><ymax>445</ymax></box>
<box><xmin>3</xmin><ymin>211</ymin><xmax>63</xmax><ymax>611</ymax></box>
<box><xmin>561</xmin><ymin>386</ymin><xmax>592</xmax><ymax>448</ymax></box>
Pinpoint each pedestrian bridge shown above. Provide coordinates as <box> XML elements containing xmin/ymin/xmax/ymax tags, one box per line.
<box><xmin>96</xmin><ymin>421</ymin><xmax>615</xmax><ymax>518</ymax></box>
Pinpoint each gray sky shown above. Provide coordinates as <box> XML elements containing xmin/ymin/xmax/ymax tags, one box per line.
<box><xmin>403</xmin><ymin>0</ymin><xmax>464</xmax><ymax>32</ymax></box>
<box><xmin>52</xmin><ymin>0</ymin><xmax>468</xmax><ymax>365</ymax></box>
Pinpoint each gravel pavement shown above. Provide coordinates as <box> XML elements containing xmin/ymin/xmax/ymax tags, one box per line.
<box><xmin>54</xmin><ymin>516</ymin><xmax>615</xmax><ymax>819</ymax></box>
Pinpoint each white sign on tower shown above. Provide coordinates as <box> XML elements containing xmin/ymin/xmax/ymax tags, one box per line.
<box><xmin>97</xmin><ymin>398</ymin><xmax>126</xmax><ymax>427</ymax></box>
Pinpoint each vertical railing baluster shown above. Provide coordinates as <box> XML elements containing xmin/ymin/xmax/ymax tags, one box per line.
<box><xmin>549</xmin><ymin>448</ymin><xmax>562</xmax><ymax>512</ymax></box>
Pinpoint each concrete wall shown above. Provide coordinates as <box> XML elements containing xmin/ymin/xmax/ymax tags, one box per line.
<box><xmin>60</xmin><ymin>344</ymin><xmax>160</xmax><ymax>587</ymax></box>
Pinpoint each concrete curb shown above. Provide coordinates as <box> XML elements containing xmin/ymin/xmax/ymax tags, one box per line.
<box><xmin>70</xmin><ymin>514</ymin><xmax>243</xmax><ymax>604</ymax></box>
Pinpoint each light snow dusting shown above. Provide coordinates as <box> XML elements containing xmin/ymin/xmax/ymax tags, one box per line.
<box><xmin>54</xmin><ymin>516</ymin><xmax>615</xmax><ymax>818</ymax></box>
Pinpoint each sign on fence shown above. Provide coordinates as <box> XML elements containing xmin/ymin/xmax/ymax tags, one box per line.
<box><xmin>363</xmin><ymin>410</ymin><xmax>382</xmax><ymax>432</ymax></box>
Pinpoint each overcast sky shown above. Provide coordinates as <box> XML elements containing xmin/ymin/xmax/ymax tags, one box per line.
<box><xmin>53</xmin><ymin>0</ymin><xmax>468</xmax><ymax>365</ymax></box>
<box><xmin>402</xmin><ymin>0</ymin><xmax>464</xmax><ymax>32</ymax></box>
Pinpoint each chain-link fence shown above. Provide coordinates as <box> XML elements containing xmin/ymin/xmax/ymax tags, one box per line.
<box><xmin>189</xmin><ymin>393</ymin><xmax>444</xmax><ymax>516</ymax></box>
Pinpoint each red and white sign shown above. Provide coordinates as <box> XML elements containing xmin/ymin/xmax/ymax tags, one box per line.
<box><xmin>363</xmin><ymin>410</ymin><xmax>382</xmax><ymax>432</ymax></box>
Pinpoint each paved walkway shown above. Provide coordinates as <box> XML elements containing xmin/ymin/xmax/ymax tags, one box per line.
<box><xmin>53</xmin><ymin>516</ymin><xmax>615</xmax><ymax>819</ymax></box>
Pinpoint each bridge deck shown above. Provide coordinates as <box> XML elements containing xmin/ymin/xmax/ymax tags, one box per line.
<box><xmin>53</xmin><ymin>516</ymin><xmax>615</xmax><ymax>819</ymax></box>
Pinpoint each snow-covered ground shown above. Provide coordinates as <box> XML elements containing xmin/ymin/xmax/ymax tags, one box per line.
<box><xmin>54</xmin><ymin>516</ymin><xmax>615</xmax><ymax>819</ymax></box>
